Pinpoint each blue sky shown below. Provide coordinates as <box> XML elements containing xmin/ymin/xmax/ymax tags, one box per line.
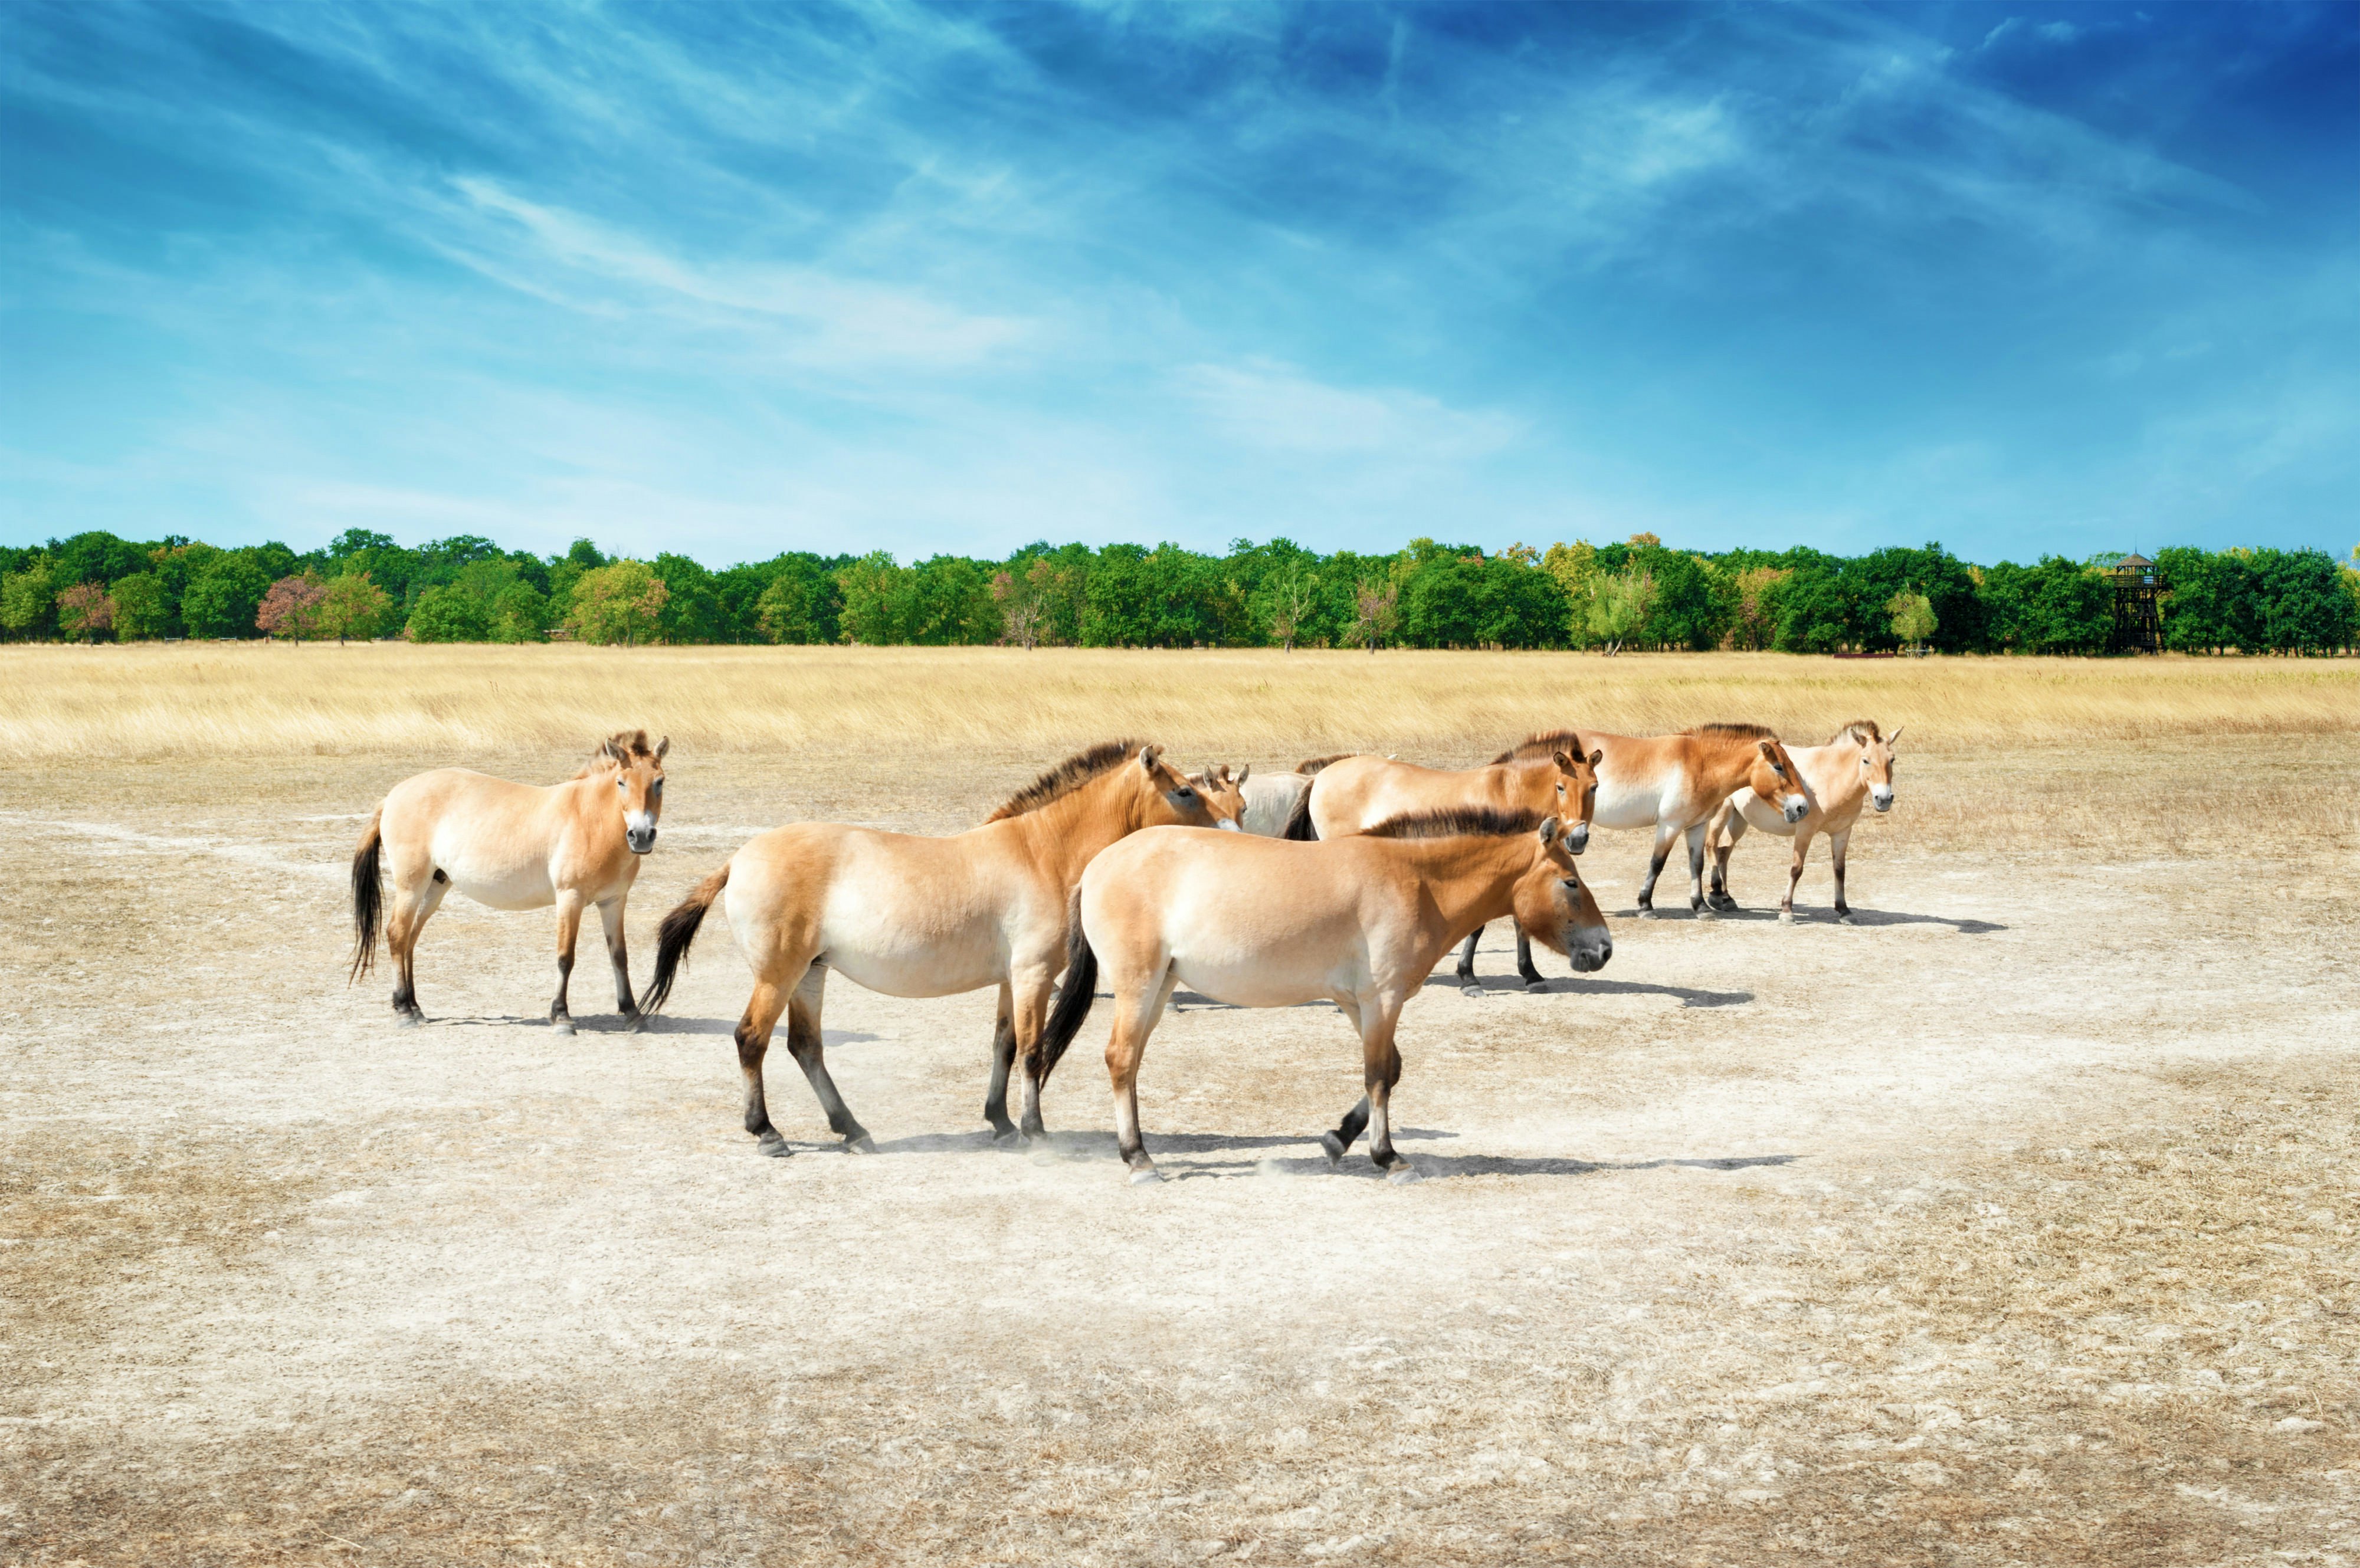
<box><xmin>2</xmin><ymin>1</ymin><xmax>2354</xmax><ymax>564</ymax></box>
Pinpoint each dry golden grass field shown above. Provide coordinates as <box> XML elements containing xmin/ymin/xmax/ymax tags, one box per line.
<box><xmin>4</xmin><ymin>644</ymin><xmax>2356</xmax><ymax>1568</ymax></box>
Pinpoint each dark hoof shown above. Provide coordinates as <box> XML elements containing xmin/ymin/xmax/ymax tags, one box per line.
<box><xmin>1635</xmin><ymin>908</ymin><xmax>1658</xmax><ymax>920</ymax></box>
<box><xmin>1524</xmin><ymin>979</ymin><xmax>1549</xmax><ymax>993</ymax></box>
<box><xmin>621</xmin><ymin>1013</ymin><xmax>647</xmax><ymax>1035</ymax></box>
<box><xmin>844</xmin><ymin>1134</ymin><xmax>877</xmax><ymax>1154</ymax></box>
<box><xmin>1459</xmin><ymin>983</ymin><xmax>1484</xmax><ymax>998</ymax></box>
<box><xmin>394</xmin><ymin>1011</ymin><xmax>422</xmax><ymax>1028</ymax></box>
<box><xmin>1320</xmin><ymin>1132</ymin><xmax>1347</xmax><ymax>1169</ymax></box>
<box><xmin>989</xmin><ymin>1127</ymin><xmax>1022</xmax><ymax>1149</ymax></box>
<box><xmin>1835</xmin><ymin>913</ymin><xmax>1856</xmax><ymax>926</ymax></box>
<box><xmin>552</xmin><ymin>1018</ymin><xmax>575</xmax><ymax>1036</ymax></box>
<box><xmin>1693</xmin><ymin>907</ymin><xmax>1717</xmax><ymax>921</ymax></box>
<box><xmin>756</xmin><ymin>1134</ymin><xmax>793</xmax><ymax>1159</ymax></box>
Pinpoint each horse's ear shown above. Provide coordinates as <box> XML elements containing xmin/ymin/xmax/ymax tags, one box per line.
<box><xmin>1887</xmin><ymin>726</ymin><xmax>1902</xmax><ymax>745</ymax></box>
<box><xmin>1589</xmin><ymin>747</ymin><xmax>1603</xmax><ymax>769</ymax></box>
<box><xmin>602</xmin><ymin>738</ymin><xmax>624</xmax><ymax>762</ymax></box>
<box><xmin>655</xmin><ymin>736</ymin><xmax>670</xmax><ymax>762</ymax></box>
<box><xmin>1139</xmin><ymin>744</ymin><xmax>1162</xmax><ymax>771</ymax></box>
<box><xmin>1758</xmin><ymin>739</ymin><xmax>1776</xmax><ymax>760</ymax></box>
<box><xmin>1537</xmin><ymin>814</ymin><xmax>1561</xmax><ymax>845</ymax></box>
<box><xmin>1552</xmin><ymin>749</ymin><xmax>1572</xmax><ymax>771</ymax></box>
<box><xmin>1235</xmin><ymin>762</ymin><xmax>1250</xmax><ymax>784</ymax></box>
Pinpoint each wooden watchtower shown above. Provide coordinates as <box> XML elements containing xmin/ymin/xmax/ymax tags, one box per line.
<box><xmin>2110</xmin><ymin>553</ymin><xmax>2161</xmax><ymax>653</ymax></box>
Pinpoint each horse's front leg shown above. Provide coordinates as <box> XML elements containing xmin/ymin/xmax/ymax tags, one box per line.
<box><xmin>1012</xmin><ymin>965</ymin><xmax>1059</xmax><ymax>1144</ymax></box>
<box><xmin>550</xmin><ymin>889</ymin><xmax>586</xmax><ymax>1035</ymax></box>
<box><xmin>984</xmin><ymin>981</ymin><xmax>1020</xmax><ymax>1142</ymax></box>
<box><xmin>598</xmin><ymin>895</ymin><xmax>641</xmax><ymax>1028</ymax></box>
<box><xmin>1780</xmin><ymin>829</ymin><xmax>1814</xmax><ymax>923</ymax></box>
<box><xmin>1454</xmin><ymin>926</ymin><xmax>1483</xmax><ymax>994</ymax></box>
<box><xmin>782</xmin><ymin>965</ymin><xmax>872</xmax><ymax>1152</ymax></box>
<box><xmin>1707</xmin><ymin>811</ymin><xmax>1746</xmax><ymax>911</ymax></box>
<box><xmin>1359</xmin><ymin>1003</ymin><xmax>1417</xmax><ymax>1184</ymax></box>
<box><xmin>1513</xmin><ymin>926</ymin><xmax>1544</xmax><ymax>990</ymax></box>
<box><xmin>1635</xmin><ymin>823</ymin><xmax>1679</xmax><ymax>917</ymax></box>
<box><xmin>1830</xmin><ymin>828</ymin><xmax>1853</xmax><ymax>923</ymax></box>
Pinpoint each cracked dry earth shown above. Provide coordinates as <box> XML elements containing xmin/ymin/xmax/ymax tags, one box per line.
<box><xmin>4</xmin><ymin>737</ymin><xmax>2355</xmax><ymax>1567</ymax></box>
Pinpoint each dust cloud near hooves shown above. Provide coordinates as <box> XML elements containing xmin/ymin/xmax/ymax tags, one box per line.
<box><xmin>5</xmin><ymin>646</ymin><xmax>2354</xmax><ymax>1566</ymax></box>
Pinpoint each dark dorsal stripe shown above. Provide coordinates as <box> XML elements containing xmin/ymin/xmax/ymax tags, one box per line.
<box><xmin>576</xmin><ymin>729</ymin><xmax>658</xmax><ymax>777</ymax></box>
<box><xmin>1830</xmin><ymin>719</ymin><xmax>1883</xmax><ymax>745</ymax></box>
<box><xmin>1296</xmin><ymin>753</ymin><xmax>1357</xmax><ymax>776</ymax></box>
<box><xmin>986</xmin><ymin>740</ymin><xmax>1149</xmax><ymax>822</ymax></box>
<box><xmin>1362</xmin><ymin>806</ymin><xmax>1547</xmax><ymax>841</ymax></box>
<box><xmin>1683</xmin><ymin>721</ymin><xmax>1776</xmax><ymax>740</ymax></box>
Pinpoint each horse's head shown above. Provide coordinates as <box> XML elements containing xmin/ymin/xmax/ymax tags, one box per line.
<box><xmin>598</xmin><ymin>731</ymin><xmax>668</xmax><ymax>853</ymax></box>
<box><xmin>1515</xmin><ymin>815</ymin><xmax>1612</xmax><ymax>973</ymax></box>
<box><xmin>1545</xmin><ymin>742</ymin><xmax>1603</xmax><ymax>854</ymax></box>
<box><xmin>1186</xmin><ymin>762</ymin><xmax>1251</xmax><ymax>832</ymax></box>
<box><xmin>1133</xmin><ymin>745</ymin><xmax>1235</xmax><ymax>831</ymax></box>
<box><xmin>1746</xmin><ymin>737</ymin><xmax>1812</xmax><ymax>824</ymax></box>
<box><xmin>1862</xmin><ymin>723</ymin><xmax>1900</xmax><ymax>813</ymax></box>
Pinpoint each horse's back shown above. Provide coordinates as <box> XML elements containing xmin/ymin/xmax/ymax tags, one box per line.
<box><xmin>1083</xmin><ymin>829</ymin><xmax>1365</xmax><ymax>1005</ymax></box>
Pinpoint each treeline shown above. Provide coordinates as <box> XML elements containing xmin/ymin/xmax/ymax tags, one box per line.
<box><xmin>3</xmin><ymin>529</ymin><xmax>2356</xmax><ymax>655</ymax></box>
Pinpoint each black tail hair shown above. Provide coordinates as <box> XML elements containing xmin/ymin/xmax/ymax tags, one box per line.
<box><xmin>1035</xmin><ymin>888</ymin><xmax>1099</xmax><ymax>1084</ymax></box>
<box><xmin>348</xmin><ymin>810</ymin><xmax>383</xmax><ymax>984</ymax></box>
<box><xmin>647</xmin><ymin>864</ymin><xmax>729</xmax><ymax>1013</ymax></box>
<box><xmin>1281</xmin><ymin>782</ymin><xmax>1319</xmax><ymax>841</ymax></box>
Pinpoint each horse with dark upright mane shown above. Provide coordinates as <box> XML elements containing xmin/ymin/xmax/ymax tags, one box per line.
<box><xmin>1034</xmin><ymin>806</ymin><xmax>1612</xmax><ymax>1184</ymax></box>
<box><xmin>1706</xmin><ymin>720</ymin><xmax>1900</xmax><ymax>922</ymax></box>
<box><xmin>350</xmin><ymin>730</ymin><xmax>669</xmax><ymax>1031</ymax></box>
<box><xmin>644</xmin><ymin>741</ymin><xmax>1241</xmax><ymax>1156</ymax></box>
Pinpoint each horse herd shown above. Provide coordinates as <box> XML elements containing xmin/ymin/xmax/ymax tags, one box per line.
<box><xmin>349</xmin><ymin>720</ymin><xmax>1901</xmax><ymax>1183</ymax></box>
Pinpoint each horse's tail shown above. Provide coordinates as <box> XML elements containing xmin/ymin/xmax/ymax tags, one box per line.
<box><xmin>1281</xmin><ymin>779</ymin><xmax>1319</xmax><ymax>841</ymax></box>
<box><xmin>348</xmin><ymin>808</ymin><xmax>383</xmax><ymax>984</ymax></box>
<box><xmin>1035</xmin><ymin>888</ymin><xmax>1099</xmax><ymax>1084</ymax></box>
<box><xmin>647</xmin><ymin>862</ymin><xmax>730</xmax><ymax>1014</ymax></box>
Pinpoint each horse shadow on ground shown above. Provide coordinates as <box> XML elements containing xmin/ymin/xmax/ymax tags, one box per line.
<box><xmin>855</xmin><ymin>1125</ymin><xmax>1798</xmax><ymax>1183</ymax></box>
<box><xmin>1603</xmin><ymin>904</ymin><xmax>2004</xmax><ymax>936</ymax></box>
<box><xmin>1426</xmin><ymin>973</ymin><xmax>1753</xmax><ymax>1008</ymax></box>
<box><xmin>1825</xmin><ymin>907</ymin><xmax>2006</xmax><ymax>934</ymax></box>
<box><xmin>421</xmin><ymin>1014</ymin><xmax>879</xmax><ymax>1044</ymax></box>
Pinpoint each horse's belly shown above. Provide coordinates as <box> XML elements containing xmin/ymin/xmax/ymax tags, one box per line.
<box><xmin>820</xmin><ymin>920</ymin><xmax>1003</xmax><ymax>1000</ymax></box>
<box><xmin>437</xmin><ymin>850</ymin><xmax>553</xmax><ymax>910</ymax></box>
<box><xmin>1174</xmin><ymin>955</ymin><xmax>1328</xmax><ymax>1012</ymax></box>
<box><xmin>1590</xmin><ymin>779</ymin><xmax>1665</xmax><ymax>831</ymax></box>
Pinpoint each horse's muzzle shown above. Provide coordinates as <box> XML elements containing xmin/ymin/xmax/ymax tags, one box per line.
<box><xmin>1781</xmin><ymin>795</ymin><xmax>1810</xmax><ymax>824</ymax></box>
<box><xmin>1566</xmin><ymin>822</ymin><xmax>1590</xmax><ymax>854</ymax></box>
<box><xmin>1872</xmin><ymin>789</ymin><xmax>1894</xmax><ymax>813</ymax></box>
<box><xmin>1569</xmin><ymin>934</ymin><xmax>1612</xmax><ymax>973</ymax></box>
<box><xmin>1215</xmin><ymin>818</ymin><xmax>1241</xmax><ymax>832</ymax></box>
<box><xmin>628</xmin><ymin>829</ymin><xmax>657</xmax><ymax>854</ymax></box>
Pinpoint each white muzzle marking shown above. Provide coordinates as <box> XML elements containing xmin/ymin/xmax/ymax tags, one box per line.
<box><xmin>1782</xmin><ymin>793</ymin><xmax>1811</xmax><ymax>824</ymax></box>
<box><xmin>1215</xmin><ymin>818</ymin><xmax>1241</xmax><ymax>832</ymax></box>
<box><xmin>1872</xmin><ymin>787</ymin><xmax>1894</xmax><ymax>812</ymax></box>
<box><xmin>626</xmin><ymin>810</ymin><xmax>658</xmax><ymax>852</ymax></box>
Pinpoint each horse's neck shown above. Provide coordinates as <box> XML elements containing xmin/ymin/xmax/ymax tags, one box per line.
<box><xmin>1024</xmin><ymin>780</ymin><xmax>1143</xmax><ymax>883</ymax></box>
<box><xmin>1400</xmin><ymin>837</ymin><xmax>1528</xmax><ymax>939</ymax></box>
<box><xmin>1797</xmin><ymin>747</ymin><xmax>1861</xmax><ymax>812</ymax></box>
<box><xmin>1696</xmin><ymin>741</ymin><xmax>1759</xmax><ymax>798</ymax></box>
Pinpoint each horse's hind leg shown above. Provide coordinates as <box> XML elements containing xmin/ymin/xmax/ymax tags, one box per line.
<box><xmin>386</xmin><ymin>871</ymin><xmax>446</xmax><ymax>1024</ymax></box>
<box><xmin>1781</xmin><ymin>829</ymin><xmax>1814</xmax><ymax>923</ymax></box>
<box><xmin>783</xmin><ymin>966</ymin><xmax>872</xmax><ymax>1153</ymax></box>
<box><xmin>1104</xmin><ymin>966</ymin><xmax>1178</xmax><ymax>1183</ymax></box>
<box><xmin>1635</xmin><ymin>824</ymin><xmax>1679</xmax><ymax>917</ymax></box>
<box><xmin>734</xmin><ymin>976</ymin><xmax>794</xmax><ymax>1157</ymax></box>
<box><xmin>983</xmin><ymin>982</ymin><xmax>1019</xmax><ymax>1141</ymax></box>
<box><xmin>598</xmin><ymin>895</ymin><xmax>640</xmax><ymax>1028</ymax></box>
<box><xmin>1684</xmin><ymin>822</ymin><xmax>1712</xmax><ymax>917</ymax></box>
<box><xmin>1454</xmin><ymin>925</ymin><xmax>1483</xmax><ymax>993</ymax></box>
<box><xmin>550</xmin><ymin>890</ymin><xmax>585</xmax><ymax>1035</ymax></box>
<box><xmin>1707</xmin><ymin>815</ymin><xmax>1746</xmax><ymax>911</ymax></box>
<box><xmin>1358</xmin><ymin>1004</ymin><xmax>1417</xmax><ymax>1183</ymax></box>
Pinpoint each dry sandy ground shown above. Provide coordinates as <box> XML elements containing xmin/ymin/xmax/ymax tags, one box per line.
<box><xmin>4</xmin><ymin>718</ymin><xmax>2356</xmax><ymax>1566</ymax></box>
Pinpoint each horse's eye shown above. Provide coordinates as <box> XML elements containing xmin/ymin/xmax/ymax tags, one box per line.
<box><xmin>1175</xmin><ymin>789</ymin><xmax>1195</xmax><ymax>802</ymax></box>
<box><xmin>615</xmin><ymin>776</ymin><xmax>625</xmax><ymax>788</ymax></box>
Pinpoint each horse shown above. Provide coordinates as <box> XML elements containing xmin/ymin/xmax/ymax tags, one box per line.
<box><xmin>349</xmin><ymin>730</ymin><xmax>669</xmax><ymax>1032</ymax></box>
<box><xmin>1032</xmin><ymin>808</ymin><xmax>1612</xmax><ymax>1185</ymax></box>
<box><xmin>1188</xmin><ymin>763</ymin><xmax>1251</xmax><ymax>825</ymax></box>
<box><xmin>1500</xmin><ymin>724</ymin><xmax>1810</xmax><ymax>915</ymax></box>
<box><xmin>1706</xmin><ymin>721</ymin><xmax>1900</xmax><ymax>923</ymax></box>
<box><xmin>1238</xmin><ymin>770</ymin><xmax>1311</xmax><ymax>837</ymax></box>
<box><xmin>642</xmin><ymin>742</ymin><xmax>1244</xmax><ymax>1156</ymax></box>
<box><xmin>1286</xmin><ymin>744</ymin><xmax>1604</xmax><ymax>991</ymax></box>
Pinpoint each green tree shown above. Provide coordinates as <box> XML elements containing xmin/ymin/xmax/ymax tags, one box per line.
<box><xmin>755</xmin><ymin>573</ymin><xmax>818</xmax><ymax>644</ymax></box>
<box><xmin>319</xmin><ymin>573</ymin><xmax>392</xmax><ymax>643</ymax></box>
<box><xmin>108</xmin><ymin>572</ymin><xmax>171</xmax><ymax>639</ymax></box>
<box><xmin>1587</xmin><ymin>568</ymin><xmax>1657</xmax><ymax>654</ymax></box>
<box><xmin>1887</xmin><ymin>591</ymin><xmax>1936</xmax><ymax>652</ymax></box>
<box><xmin>566</xmin><ymin>560</ymin><xmax>668</xmax><ymax>647</ymax></box>
<box><xmin>2</xmin><ymin>562</ymin><xmax>60</xmax><ymax>639</ymax></box>
<box><xmin>180</xmin><ymin>556</ymin><xmax>273</xmax><ymax>638</ymax></box>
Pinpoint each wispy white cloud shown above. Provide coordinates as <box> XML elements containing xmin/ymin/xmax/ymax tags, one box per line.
<box><xmin>1175</xmin><ymin>359</ymin><xmax>1522</xmax><ymax>461</ymax></box>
